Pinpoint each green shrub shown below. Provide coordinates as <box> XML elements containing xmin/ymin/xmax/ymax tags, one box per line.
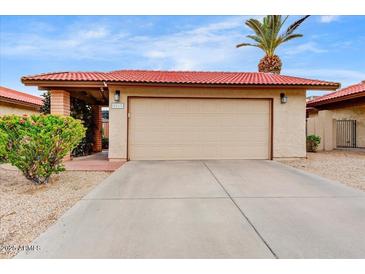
<box><xmin>0</xmin><ymin>114</ymin><xmax>85</xmax><ymax>184</ymax></box>
<box><xmin>41</xmin><ymin>91</ymin><xmax>94</xmax><ymax>157</ymax></box>
<box><xmin>102</xmin><ymin>137</ymin><xmax>109</xmax><ymax>149</ymax></box>
<box><xmin>0</xmin><ymin>130</ymin><xmax>7</xmax><ymax>163</ymax></box>
<box><xmin>306</xmin><ymin>134</ymin><xmax>321</xmax><ymax>152</ymax></box>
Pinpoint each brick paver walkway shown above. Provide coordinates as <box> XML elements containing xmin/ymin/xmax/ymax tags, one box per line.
<box><xmin>65</xmin><ymin>151</ymin><xmax>125</xmax><ymax>171</ymax></box>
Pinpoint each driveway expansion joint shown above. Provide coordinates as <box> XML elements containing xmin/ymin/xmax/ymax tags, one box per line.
<box><xmin>229</xmin><ymin>195</ymin><xmax>365</xmax><ymax>199</ymax></box>
<box><xmin>202</xmin><ymin>161</ymin><xmax>279</xmax><ymax>259</ymax></box>
<box><xmin>82</xmin><ymin>196</ymin><xmax>230</xmax><ymax>200</ymax></box>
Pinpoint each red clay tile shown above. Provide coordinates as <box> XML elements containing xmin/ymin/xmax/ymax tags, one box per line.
<box><xmin>21</xmin><ymin>69</ymin><xmax>339</xmax><ymax>88</ymax></box>
<box><xmin>307</xmin><ymin>81</ymin><xmax>365</xmax><ymax>107</ymax></box>
<box><xmin>0</xmin><ymin>86</ymin><xmax>43</xmax><ymax>106</ymax></box>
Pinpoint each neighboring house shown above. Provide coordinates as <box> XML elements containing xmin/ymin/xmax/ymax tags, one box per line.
<box><xmin>307</xmin><ymin>81</ymin><xmax>365</xmax><ymax>150</ymax></box>
<box><xmin>0</xmin><ymin>86</ymin><xmax>43</xmax><ymax>115</ymax></box>
<box><xmin>21</xmin><ymin>70</ymin><xmax>338</xmax><ymax>160</ymax></box>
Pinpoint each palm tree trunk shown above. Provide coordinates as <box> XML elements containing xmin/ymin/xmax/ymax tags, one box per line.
<box><xmin>258</xmin><ymin>55</ymin><xmax>282</xmax><ymax>74</ymax></box>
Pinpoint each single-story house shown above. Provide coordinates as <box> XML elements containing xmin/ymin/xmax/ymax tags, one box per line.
<box><xmin>307</xmin><ymin>81</ymin><xmax>365</xmax><ymax>150</ymax></box>
<box><xmin>0</xmin><ymin>86</ymin><xmax>43</xmax><ymax>115</ymax></box>
<box><xmin>21</xmin><ymin>70</ymin><xmax>339</xmax><ymax>161</ymax></box>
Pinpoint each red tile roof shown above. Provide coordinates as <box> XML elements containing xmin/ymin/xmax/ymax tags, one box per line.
<box><xmin>0</xmin><ymin>86</ymin><xmax>43</xmax><ymax>106</ymax></box>
<box><xmin>21</xmin><ymin>70</ymin><xmax>339</xmax><ymax>89</ymax></box>
<box><xmin>307</xmin><ymin>81</ymin><xmax>365</xmax><ymax>107</ymax></box>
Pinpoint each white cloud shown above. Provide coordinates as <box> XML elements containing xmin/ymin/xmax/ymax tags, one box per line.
<box><xmin>81</xmin><ymin>27</ymin><xmax>108</xmax><ymax>39</ymax></box>
<box><xmin>136</xmin><ymin>16</ymin><xmax>250</xmax><ymax>70</ymax></box>
<box><xmin>284</xmin><ymin>42</ymin><xmax>327</xmax><ymax>55</ymax></box>
<box><xmin>1</xmin><ymin>16</ymin><xmax>257</xmax><ymax>70</ymax></box>
<box><xmin>283</xmin><ymin>68</ymin><xmax>365</xmax><ymax>97</ymax></box>
<box><xmin>145</xmin><ymin>50</ymin><xmax>167</xmax><ymax>58</ymax></box>
<box><xmin>283</xmin><ymin>68</ymin><xmax>365</xmax><ymax>88</ymax></box>
<box><xmin>320</xmin><ymin>16</ymin><xmax>340</xmax><ymax>23</ymax></box>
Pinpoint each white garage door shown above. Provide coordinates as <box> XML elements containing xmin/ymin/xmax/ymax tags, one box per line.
<box><xmin>128</xmin><ymin>97</ymin><xmax>271</xmax><ymax>160</ymax></box>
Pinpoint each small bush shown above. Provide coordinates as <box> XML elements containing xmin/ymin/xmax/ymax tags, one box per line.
<box><xmin>102</xmin><ymin>137</ymin><xmax>109</xmax><ymax>149</ymax></box>
<box><xmin>0</xmin><ymin>114</ymin><xmax>85</xmax><ymax>184</ymax></box>
<box><xmin>306</xmin><ymin>134</ymin><xmax>321</xmax><ymax>152</ymax></box>
<box><xmin>71</xmin><ymin>138</ymin><xmax>93</xmax><ymax>157</ymax></box>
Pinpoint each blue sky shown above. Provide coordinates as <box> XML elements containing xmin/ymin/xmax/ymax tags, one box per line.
<box><xmin>1</xmin><ymin>15</ymin><xmax>365</xmax><ymax>97</ymax></box>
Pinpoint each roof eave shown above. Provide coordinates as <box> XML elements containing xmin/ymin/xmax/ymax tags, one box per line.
<box><xmin>21</xmin><ymin>79</ymin><xmax>105</xmax><ymax>89</ymax></box>
<box><xmin>307</xmin><ymin>90</ymin><xmax>365</xmax><ymax>107</ymax></box>
<box><xmin>0</xmin><ymin>95</ymin><xmax>42</xmax><ymax>109</ymax></box>
<box><xmin>22</xmin><ymin>79</ymin><xmax>340</xmax><ymax>91</ymax></box>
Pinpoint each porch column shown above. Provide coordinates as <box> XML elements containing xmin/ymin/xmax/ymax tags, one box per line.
<box><xmin>50</xmin><ymin>90</ymin><xmax>71</xmax><ymax>160</ymax></box>
<box><xmin>92</xmin><ymin>105</ymin><xmax>102</xmax><ymax>152</ymax></box>
<box><xmin>50</xmin><ymin>90</ymin><xmax>70</xmax><ymax>115</ymax></box>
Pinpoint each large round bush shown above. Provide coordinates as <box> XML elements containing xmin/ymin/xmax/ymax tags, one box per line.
<box><xmin>0</xmin><ymin>114</ymin><xmax>85</xmax><ymax>184</ymax></box>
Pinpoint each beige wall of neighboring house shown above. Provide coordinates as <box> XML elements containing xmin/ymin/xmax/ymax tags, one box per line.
<box><xmin>108</xmin><ymin>85</ymin><xmax>307</xmax><ymax>161</ymax></box>
<box><xmin>0</xmin><ymin>86</ymin><xmax>42</xmax><ymax>116</ymax></box>
<box><xmin>0</xmin><ymin>101</ymin><xmax>40</xmax><ymax>116</ymax></box>
<box><xmin>332</xmin><ymin>105</ymin><xmax>365</xmax><ymax>147</ymax></box>
<box><xmin>307</xmin><ymin>105</ymin><xmax>365</xmax><ymax>149</ymax></box>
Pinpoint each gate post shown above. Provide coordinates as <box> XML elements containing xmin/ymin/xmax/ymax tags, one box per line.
<box><xmin>332</xmin><ymin>119</ymin><xmax>337</xmax><ymax>149</ymax></box>
<box><xmin>318</xmin><ymin>110</ymin><xmax>335</xmax><ymax>151</ymax></box>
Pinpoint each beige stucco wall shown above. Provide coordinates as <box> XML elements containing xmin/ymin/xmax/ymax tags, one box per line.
<box><xmin>108</xmin><ymin>85</ymin><xmax>307</xmax><ymax>160</ymax></box>
<box><xmin>306</xmin><ymin>104</ymin><xmax>365</xmax><ymax>149</ymax></box>
<box><xmin>307</xmin><ymin>112</ymin><xmax>318</xmax><ymax>136</ymax></box>
<box><xmin>0</xmin><ymin>102</ymin><xmax>39</xmax><ymax>116</ymax></box>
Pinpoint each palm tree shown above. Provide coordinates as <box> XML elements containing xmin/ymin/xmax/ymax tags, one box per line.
<box><xmin>236</xmin><ymin>15</ymin><xmax>310</xmax><ymax>74</ymax></box>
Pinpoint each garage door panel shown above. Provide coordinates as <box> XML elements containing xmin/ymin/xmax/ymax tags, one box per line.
<box><xmin>128</xmin><ymin>98</ymin><xmax>271</xmax><ymax>160</ymax></box>
<box><xmin>132</xmin><ymin>99</ymin><xmax>269</xmax><ymax>114</ymax></box>
<box><xmin>131</xmin><ymin>129</ymin><xmax>269</xmax><ymax>145</ymax></box>
<box><xmin>131</xmin><ymin>114</ymin><xmax>269</xmax><ymax>128</ymax></box>
<box><xmin>218</xmin><ymin>130</ymin><xmax>269</xmax><ymax>142</ymax></box>
<box><xmin>131</xmin><ymin>131</ymin><xmax>220</xmax><ymax>145</ymax></box>
<box><xmin>130</xmin><ymin>144</ymin><xmax>269</xmax><ymax>160</ymax></box>
<box><xmin>130</xmin><ymin>144</ymin><xmax>221</xmax><ymax>160</ymax></box>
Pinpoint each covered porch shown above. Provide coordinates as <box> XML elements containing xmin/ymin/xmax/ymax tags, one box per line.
<box><xmin>22</xmin><ymin>77</ymin><xmax>121</xmax><ymax>165</ymax></box>
<box><xmin>49</xmin><ymin>86</ymin><xmax>108</xmax><ymax>152</ymax></box>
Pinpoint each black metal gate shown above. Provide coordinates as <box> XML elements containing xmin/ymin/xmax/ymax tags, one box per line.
<box><xmin>336</xmin><ymin>120</ymin><xmax>357</xmax><ymax>148</ymax></box>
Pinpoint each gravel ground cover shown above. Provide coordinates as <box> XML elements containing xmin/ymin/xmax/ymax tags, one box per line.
<box><xmin>0</xmin><ymin>165</ymin><xmax>111</xmax><ymax>258</ymax></box>
<box><xmin>277</xmin><ymin>150</ymin><xmax>365</xmax><ymax>191</ymax></box>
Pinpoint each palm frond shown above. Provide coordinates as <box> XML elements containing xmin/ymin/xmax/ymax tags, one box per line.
<box><xmin>246</xmin><ymin>35</ymin><xmax>262</xmax><ymax>44</ymax></box>
<box><xmin>281</xmin><ymin>33</ymin><xmax>303</xmax><ymax>43</ymax></box>
<box><xmin>245</xmin><ymin>19</ymin><xmax>270</xmax><ymax>53</ymax></box>
<box><xmin>268</xmin><ymin>15</ymin><xmax>282</xmax><ymax>55</ymax></box>
<box><xmin>285</xmin><ymin>15</ymin><xmax>310</xmax><ymax>36</ymax></box>
<box><xmin>236</xmin><ymin>42</ymin><xmax>260</xmax><ymax>48</ymax></box>
<box><xmin>280</xmin><ymin>16</ymin><xmax>289</xmax><ymax>29</ymax></box>
<box><xmin>237</xmin><ymin>15</ymin><xmax>308</xmax><ymax>56</ymax></box>
<box><xmin>245</xmin><ymin>19</ymin><xmax>265</xmax><ymax>38</ymax></box>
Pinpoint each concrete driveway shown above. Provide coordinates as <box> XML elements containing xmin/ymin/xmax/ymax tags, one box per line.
<box><xmin>17</xmin><ymin>160</ymin><xmax>365</xmax><ymax>258</ymax></box>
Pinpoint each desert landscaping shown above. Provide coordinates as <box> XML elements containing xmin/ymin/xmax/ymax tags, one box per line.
<box><xmin>277</xmin><ymin>150</ymin><xmax>365</xmax><ymax>191</ymax></box>
<box><xmin>0</xmin><ymin>164</ymin><xmax>111</xmax><ymax>258</ymax></box>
